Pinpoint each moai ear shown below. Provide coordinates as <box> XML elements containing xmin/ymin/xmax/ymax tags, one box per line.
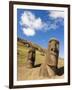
<box><xmin>56</xmin><ymin>43</ymin><xmax>59</xmax><ymax>50</ymax></box>
<box><xmin>47</xmin><ymin>42</ymin><xmax>51</xmax><ymax>51</ymax></box>
<box><xmin>48</xmin><ymin>41</ymin><xmax>51</xmax><ymax>47</ymax></box>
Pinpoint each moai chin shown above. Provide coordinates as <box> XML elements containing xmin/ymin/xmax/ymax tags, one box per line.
<box><xmin>46</xmin><ymin>39</ymin><xmax>59</xmax><ymax>68</ymax></box>
<box><xmin>26</xmin><ymin>47</ymin><xmax>35</xmax><ymax>68</ymax></box>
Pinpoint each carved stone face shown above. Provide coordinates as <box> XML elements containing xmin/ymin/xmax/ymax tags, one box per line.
<box><xmin>26</xmin><ymin>48</ymin><xmax>35</xmax><ymax>68</ymax></box>
<box><xmin>47</xmin><ymin>39</ymin><xmax>59</xmax><ymax>67</ymax></box>
<box><xmin>28</xmin><ymin>51</ymin><xmax>33</xmax><ymax>60</ymax></box>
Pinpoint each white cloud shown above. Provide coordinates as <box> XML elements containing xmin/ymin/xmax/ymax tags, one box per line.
<box><xmin>20</xmin><ymin>11</ymin><xmax>45</xmax><ymax>30</ymax></box>
<box><xmin>48</xmin><ymin>23</ymin><xmax>58</xmax><ymax>30</ymax></box>
<box><xmin>20</xmin><ymin>10</ymin><xmax>64</xmax><ymax>37</ymax></box>
<box><xmin>23</xmin><ymin>28</ymin><xmax>35</xmax><ymax>36</ymax></box>
<box><xmin>46</xmin><ymin>11</ymin><xmax>64</xmax><ymax>30</ymax></box>
<box><xmin>20</xmin><ymin>11</ymin><xmax>46</xmax><ymax>36</ymax></box>
<box><xmin>49</xmin><ymin>11</ymin><xmax>64</xmax><ymax>19</ymax></box>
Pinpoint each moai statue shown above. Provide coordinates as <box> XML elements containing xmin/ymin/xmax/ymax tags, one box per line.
<box><xmin>39</xmin><ymin>38</ymin><xmax>59</xmax><ymax>77</ymax></box>
<box><xmin>46</xmin><ymin>39</ymin><xmax>59</xmax><ymax>68</ymax></box>
<box><xmin>26</xmin><ymin>47</ymin><xmax>35</xmax><ymax>68</ymax></box>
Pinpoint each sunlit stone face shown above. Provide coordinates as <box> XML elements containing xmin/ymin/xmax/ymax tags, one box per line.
<box><xmin>47</xmin><ymin>39</ymin><xmax>59</xmax><ymax>67</ymax></box>
<box><xmin>28</xmin><ymin>51</ymin><xmax>34</xmax><ymax>60</ymax></box>
<box><xmin>26</xmin><ymin>48</ymin><xmax>35</xmax><ymax>68</ymax></box>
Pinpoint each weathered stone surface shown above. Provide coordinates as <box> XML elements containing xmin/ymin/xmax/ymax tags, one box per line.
<box><xmin>46</xmin><ymin>39</ymin><xmax>59</xmax><ymax>67</ymax></box>
<box><xmin>17</xmin><ymin>38</ymin><xmax>64</xmax><ymax>80</ymax></box>
<box><xmin>26</xmin><ymin>47</ymin><xmax>36</xmax><ymax>68</ymax></box>
<box><xmin>39</xmin><ymin>39</ymin><xmax>59</xmax><ymax>77</ymax></box>
<box><xmin>18</xmin><ymin>65</ymin><xmax>64</xmax><ymax>80</ymax></box>
<box><xmin>39</xmin><ymin>64</ymin><xmax>56</xmax><ymax>77</ymax></box>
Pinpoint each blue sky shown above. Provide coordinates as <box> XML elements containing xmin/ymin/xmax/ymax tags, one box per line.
<box><xmin>17</xmin><ymin>9</ymin><xmax>64</xmax><ymax>58</ymax></box>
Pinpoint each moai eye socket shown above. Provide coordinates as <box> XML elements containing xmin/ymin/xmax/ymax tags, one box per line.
<box><xmin>51</xmin><ymin>48</ymin><xmax>53</xmax><ymax>51</ymax></box>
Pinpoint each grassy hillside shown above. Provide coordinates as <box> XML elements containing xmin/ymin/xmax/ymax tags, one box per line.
<box><xmin>17</xmin><ymin>40</ymin><xmax>45</xmax><ymax>66</ymax></box>
<box><xmin>17</xmin><ymin>38</ymin><xmax>64</xmax><ymax>80</ymax></box>
<box><xmin>17</xmin><ymin>38</ymin><xmax>64</xmax><ymax>67</ymax></box>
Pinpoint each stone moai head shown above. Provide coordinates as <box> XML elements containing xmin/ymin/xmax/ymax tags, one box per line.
<box><xmin>26</xmin><ymin>47</ymin><xmax>35</xmax><ymax>68</ymax></box>
<box><xmin>46</xmin><ymin>39</ymin><xmax>59</xmax><ymax>68</ymax></box>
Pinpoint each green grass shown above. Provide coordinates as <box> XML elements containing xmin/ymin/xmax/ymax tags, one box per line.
<box><xmin>17</xmin><ymin>40</ymin><xmax>64</xmax><ymax>67</ymax></box>
<box><xmin>35</xmin><ymin>51</ymin><xmax>45</xmax><ymax>65</ymax></box>
<box><xmin>17</xmin><ymin>42</ymin><xmax>28</xmax><ymax>65</ymax></box>
<box><xmin>17</xmin><ymin>41</ymin><xmax>45</xmax><ymax>66</ymax></box>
